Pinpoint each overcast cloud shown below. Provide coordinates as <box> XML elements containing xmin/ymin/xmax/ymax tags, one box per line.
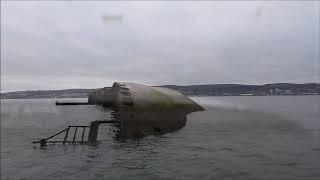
<box><xmin>1</xmin><ymin>1</ymin><xmax>319</xmax><ymax>92</ymax></box>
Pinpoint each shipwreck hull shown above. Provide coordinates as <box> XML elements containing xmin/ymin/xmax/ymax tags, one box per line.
<box><xmin>88</xmin><ymin>82</ymin><xmax>204</xmax><ymax>137</ymax></box>
<box><xmin>33</xmin><ymin>82</ymin><xmax>204</xmax><ymax>146</ymax></box>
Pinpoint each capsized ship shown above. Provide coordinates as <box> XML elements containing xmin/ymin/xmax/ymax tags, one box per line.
<box><xmin>33</xmin><ymin>82</ymin><xmax>204</xmax><ymax>146</ymax></box>
<box><xmin>89</xmin><ymin>82</ymin><xmax>204</xmax><ymax>137</ymax></box>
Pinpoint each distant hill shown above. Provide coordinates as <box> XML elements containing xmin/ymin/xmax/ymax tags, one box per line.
<box><xmin>162</xmin><ymin>83</ymin><xmax>320</xmax><ymax>96</ymax></box>
<box><xmin>1</xmin><ymin>83</ymin><xmax>319</xmax><ymax>99</ymax></box>
<box><xmin>0</xmin><ymin>89</ymin><xmax>99</xmax><ymax>99</ymax></box>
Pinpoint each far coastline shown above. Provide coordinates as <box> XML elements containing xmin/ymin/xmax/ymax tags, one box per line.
<box><xmin>1</xmin><ymin>83</ymin><xmax>319</xmax><ymax>99</ymax></box>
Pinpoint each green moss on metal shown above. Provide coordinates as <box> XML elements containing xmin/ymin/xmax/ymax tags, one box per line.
<box><xmin>144</xmin><ymin>89</ymin><xmax>177</xmax><ymax>110</ymax></box>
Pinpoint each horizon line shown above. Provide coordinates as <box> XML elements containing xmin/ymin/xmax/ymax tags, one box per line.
<box><xmin>1</xmin><ymin>82</ymin><xmax>319</xmax><ymax>94</ymax></box>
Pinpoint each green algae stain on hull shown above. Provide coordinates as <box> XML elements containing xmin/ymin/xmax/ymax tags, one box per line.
<box><xmin>88</xmin><ymin>82</ymin><xmax>204</xmax><ymax>112</ymax></box>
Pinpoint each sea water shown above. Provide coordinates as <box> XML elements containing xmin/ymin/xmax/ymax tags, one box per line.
<box><xmin>1</xmin><ymin>96</ymin><xmax>319</xmax><ymax>179</ymax></box>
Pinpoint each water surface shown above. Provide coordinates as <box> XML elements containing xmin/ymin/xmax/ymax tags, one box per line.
<box><xmin>1</xmin><ymin>96</ymin><xmax>320</xmax><ymax>179</ymax></box>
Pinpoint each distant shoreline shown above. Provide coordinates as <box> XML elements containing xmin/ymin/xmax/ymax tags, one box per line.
<box><xmin>1</xmin><ymin>94</ymin><xmax>320</xmax><ymax>100</ymax></box>
<box><xmin>1</xmin><ymin>83</ymin><xmax>319</xmax><ymax>99</ymax></box>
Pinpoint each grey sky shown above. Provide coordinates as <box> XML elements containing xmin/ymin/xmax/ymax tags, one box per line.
<box><xmin>1</xmin><ymin>1</ymin><xmax>319</xmax><ymax>92</ymax></box>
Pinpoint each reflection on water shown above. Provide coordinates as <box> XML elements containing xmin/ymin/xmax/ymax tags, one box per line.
<box><xmin>1</xmin><ymin>96</ymin><xmax>320</xmax><ymax>179</ymax></box>
<box><xmin>117</xmin><ymin>110</ymin><xmax>189</xmax><ymax>139</ymax></box>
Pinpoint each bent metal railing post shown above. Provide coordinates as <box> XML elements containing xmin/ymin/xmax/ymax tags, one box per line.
<box><xmin>63</xmin><ymin>127</ymin><xmax>70</xmax><ymax>145</ymax></box>
<box><xmin>87</xmin><ymin>120</ymin><xmax>120</xmax><ymax>144</ymax></box>
<box><xmin>81</xmin><ymin>127</ymin><xmax>86</xmax><ymax>143</ymax></box>
<box><xmin>72</xmin><ymin>127</ymin><xmax>78</xmax><ymax>144</ymax></box>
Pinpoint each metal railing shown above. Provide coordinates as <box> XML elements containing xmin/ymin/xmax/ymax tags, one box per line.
<box><xmin>33</xmin><ymin>120</ymin><xmax>120</xmax><ymax>147</ymax></box>
<box><xmin>32</xmin><ymin>125</ymin><xmax>90</xmax><ymax>146</ymax></box>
